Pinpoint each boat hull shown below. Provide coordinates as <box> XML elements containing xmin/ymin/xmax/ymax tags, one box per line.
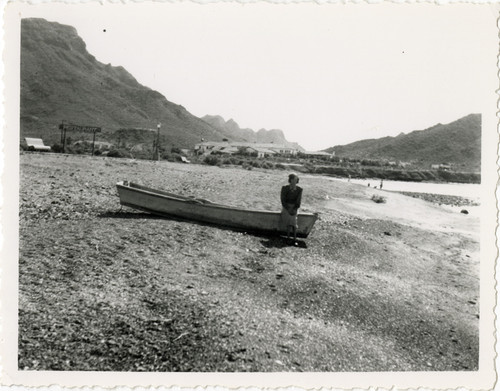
<box><xmin>116</xmin><ymin>181</ymin><xmax>318</xmax><ymax>238</ymax></box>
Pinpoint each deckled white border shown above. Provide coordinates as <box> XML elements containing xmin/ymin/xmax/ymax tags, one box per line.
<box><xmin>1</xmin><ymin>0</ymin><xmax>498</xmax><ymax>390</ymax></box>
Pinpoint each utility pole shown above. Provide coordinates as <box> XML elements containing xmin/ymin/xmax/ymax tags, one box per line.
<box><xmin>60</xmin><ymin>120</ymin><xmax>65</xmax><ymax>144</ymax></box>
<box><xmin>153</xmin><ymin>122</ymin><xmax>161</xmax><ymax>161</ymax></box>
<box><xmin>61</xmin><ymin>121</ymin><xmax>67</xmax><ymax>153</ymax></box>
<box><xmin>91</xmin><ymin>130</ymin><xmax>97</xmax><ymax>156</ymax></box>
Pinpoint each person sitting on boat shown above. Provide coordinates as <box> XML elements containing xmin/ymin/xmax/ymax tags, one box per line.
<box><xmin>281</xmin><ymin>173</ymin><xmax>303</xmax><ymax>245</ymax></box>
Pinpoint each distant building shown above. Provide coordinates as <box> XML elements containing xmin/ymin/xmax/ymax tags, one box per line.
<box><xmin>245</xmin><ymin>146</ymin><xmax>277</xmax><ymax>158</ymax></box>
<box><xmin>431</xmin><ymin>163</ymin><xmax>452</xmax><ymax>170</ymax></box>
<box><xmin>194</xmin><ymin>141</ymin><xmax>299</xmax><ymax>157</ymax></box>
<box><xmin>217</xmin><ymin>146</ymin><xmax>239</xmax><ymax>155</ymax></box>
<box><xmin>74</xmin><ymin>140</ymin><xmax>114</xmax><ymax>150</ymax></box>
<box><xmin>195</xmin><ymin>141</ymin><xmax>229</xmax><ymax>155</ymax></box>
<box><xmin>301</xmin><ymin>151</ymin><xmax>335</xmax><ymax>158</ymax></box>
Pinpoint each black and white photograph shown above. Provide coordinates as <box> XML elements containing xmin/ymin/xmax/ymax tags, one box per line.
<box><xmin>1</xmin><ymin>1</ymin><xmax>498</xmax><ymax>389</ymax></box>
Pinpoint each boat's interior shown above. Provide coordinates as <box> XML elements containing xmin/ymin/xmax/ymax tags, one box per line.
<box><xmin>118</xmin><ymin>181</ymin><xmax>318</xmax><ymax>220</ymax></box>
<box><xmin>122</xmin><ymin>181</ymin><xmax>220</xmax><ymax>205</ymax></box>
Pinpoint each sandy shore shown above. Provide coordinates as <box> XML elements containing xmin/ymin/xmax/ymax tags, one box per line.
<box><xmin>18</xmin><ymin>153</ymin><xmax>479</xmax><ymax>371</ymax></box>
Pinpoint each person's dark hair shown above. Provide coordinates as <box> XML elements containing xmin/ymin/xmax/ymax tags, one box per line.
<box><xmin>288</xmin><ymin>173</ymin><xmax>299</xmax><ymax>183</ymax></box>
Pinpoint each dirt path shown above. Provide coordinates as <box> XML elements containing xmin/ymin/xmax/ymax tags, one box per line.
<box><xmin>18</xmin><ymin>153</ymin><xmax>479</xmax><ymax>371</ymax></box>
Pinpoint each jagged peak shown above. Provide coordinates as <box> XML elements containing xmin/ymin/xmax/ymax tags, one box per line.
<box><xmin>226</xmin><ymin>118</ymin><xmax>239</xmax><ymax>126</ymax></box>
<box><xmin>257</xmin><ymin>128</ymin><xmax>284</xmax><ymax>135</ymax></box>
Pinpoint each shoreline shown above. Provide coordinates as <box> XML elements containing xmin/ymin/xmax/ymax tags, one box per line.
<box><xmin>396</xmin><ymin>191</ymin><xmax>480</xmax><ymax>207</ymax></box>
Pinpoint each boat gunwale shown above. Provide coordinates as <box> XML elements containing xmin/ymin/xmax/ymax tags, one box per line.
<box><xmin>116</xmin><ymin>181</ymin><xmax>319</xmax><ymax>219</ymax></box>
<box><xmin>118</xmin><ymin>201</ymin><xmax>313</xmax><ymax>238</ymax></box>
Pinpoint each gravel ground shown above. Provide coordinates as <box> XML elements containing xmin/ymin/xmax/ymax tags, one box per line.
<box><xmin>18</xmin><ymin>152</ymin><xmax>480</xmax><ymax>372</ymax></box>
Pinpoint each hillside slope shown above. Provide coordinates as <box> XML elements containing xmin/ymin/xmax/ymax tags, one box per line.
<box><xmin>20</xmin><ymin>18</ymin><xmax>232</xmax><ymax>148</ymax></box>
<box><xmin>325</xmin><ymin>114</ymin><xmax>481</xmax><ymax>171</ymax></box>
<box><xmin>21</xmin><ymin>18</ymin><xmax>301</xmax><ymax>150</ymax></box>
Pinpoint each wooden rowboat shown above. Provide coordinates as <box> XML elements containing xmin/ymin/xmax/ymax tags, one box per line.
<box><xmin>116</xmin><ymin>181</ymin><xmax>318</xmax><ymax>238</ymax></box>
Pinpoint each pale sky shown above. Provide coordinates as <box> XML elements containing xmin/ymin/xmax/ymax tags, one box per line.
<box><xmin>12</xmin><ymin>1</ymin><xmax>498</xmax><ymax>151</ymax></box>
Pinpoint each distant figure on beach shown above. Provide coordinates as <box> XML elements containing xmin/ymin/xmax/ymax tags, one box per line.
<box><xmin>380</xmin><ymin>179</ymin><xmax>384</xmax><ymax>189</ymax></box>
<box><xmin>368</xmin><ymin>183</ymin><xmax>370</xmax><ymax>187</ymax></box>
<box><xmin>281</xmin><ymin>173</ymin><xmax>303</xmax><ymax>245</ymax></box>
<box><xmin>348</xmin><ymin>175</ymin><xmax>351</xmax><ymax>182</ymax></box>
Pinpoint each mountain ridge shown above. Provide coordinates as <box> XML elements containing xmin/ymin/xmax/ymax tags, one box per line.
<box><xmin>21</xmin><ymin>18</ymin><xmax>480</xmax><ymax>169</ymax></box>
<box><xmin>20</xmin><ymin>18</ymin><xmax>299</xmax><ymax>150</ymax></box>
<box><xmin>202</xmin><ymin>115</ymin><xmax>304</xmax><ymax>150</ymax></box>
<box><xmin>324</xmin><ymin>114</ymin><xmax>481</xmax><ymax>171</ymax></box>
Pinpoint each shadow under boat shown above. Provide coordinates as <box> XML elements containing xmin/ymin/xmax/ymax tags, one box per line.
<box><xmin>98</xmin><ymin>208</ymin><xmax>308</xmax><ymax>247</ymax></box>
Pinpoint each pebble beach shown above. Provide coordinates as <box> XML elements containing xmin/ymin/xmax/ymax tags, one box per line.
<box><xmin>18</xmin><ymin>152</ymin><xmax>480</xmax><ymax>372</ymax></box>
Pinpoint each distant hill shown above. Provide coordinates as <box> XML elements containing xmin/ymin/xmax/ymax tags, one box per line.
<box><xmin>20</xmin><ymin>18</ymin><xmax>300</xmax><ymax>151</ymax></box>
<box><xmin>202</xmin><ymin>115</ymin><xmax>304</xmax><ymax>150</ymax></box>
<box><xmin>325</xmin><ymin>114</ymin><xmax>481</xmax><ymax>171</ymax></box>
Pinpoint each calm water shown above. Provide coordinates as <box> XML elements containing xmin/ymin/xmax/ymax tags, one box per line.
<box><xmin>329</xmin><ymin>177</ymin><xmax>481</xmax><ymax>199</ymax></box>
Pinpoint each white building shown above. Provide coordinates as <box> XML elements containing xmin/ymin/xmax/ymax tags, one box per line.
<box><xmin>194</xmin><ymin>141</ymin><xmax>299</xmax><ymax>157</ymax></box>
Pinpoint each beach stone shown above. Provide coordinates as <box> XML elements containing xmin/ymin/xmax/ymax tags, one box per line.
<box><xmin>461</xmin><ymin>209</ymin><xmax>469</xmax><ymax>214</ymax></box>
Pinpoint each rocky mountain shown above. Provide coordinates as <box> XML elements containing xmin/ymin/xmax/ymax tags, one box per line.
<box><xmin>20</xmin><ymin>18</ymin><xmax>299</xmax><ymax>150</ymax></box>
<box><xmin>21</xmin><ymin>18</ymin><xmax>228</xmax><ymax>148</ymax></box>
<box><xmin>202</xmin><ymin>115</ymin><xmax>304</xmax><ymax>150</ymax></box>
<box><xmin>325</xmin><ymin>114</ymin><xmax>481</xmax><ymax>171</ymax></box>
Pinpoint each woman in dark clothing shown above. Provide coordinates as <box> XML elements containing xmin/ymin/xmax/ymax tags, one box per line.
<box><xmin>281</xmin><ymin>173</ymin><xmax>303</xmax><ymax>244</ymax></box>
